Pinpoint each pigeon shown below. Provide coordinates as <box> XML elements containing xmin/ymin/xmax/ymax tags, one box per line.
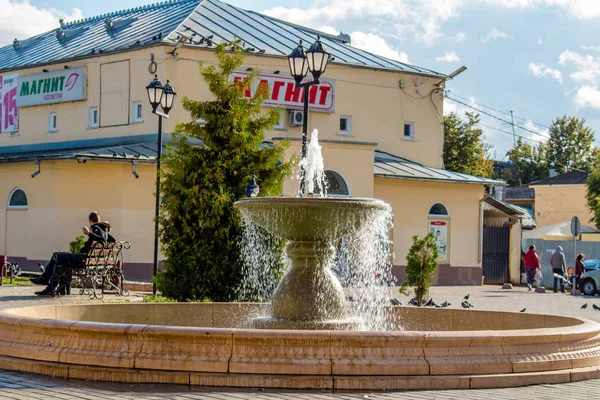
<box><xmin>464</xmin><ymin>294</ymin><xmax>470</xmax><ymax>300</ymax></box>
<box><xmin>409</xmin><ymin>298</ymin><xmax>418</xmax><ymax>306</ymax></box>
<box><xmin>461</xmin><ymin>301</ymin><xmax>470</xmax><ymax>309</ymax></box>
<box><xmin>582</xmin><ymin>303</ymin><xmax>588</xmax><ymax>309</ymax></box>
<box><xmin>440</xmin><ymin>301</ymin><xmax>451</xmax><ymax>308</ymax></box>
<box><xmin>594</xmin><ymin>304</ymin><xmax>600</xmax><ymax>310</ymax></box>
<box><xmin>38</xmin><ymin>262</ymin><xmax>45</xmax><ymax>273</ymax></box>
<box><xmin>424</xmin><ymin>298</ymin><xmax>434</xmax><ymax>307</ymax></box>
<box><xmin>520</xmin><ymin>308</ymin><xmax>526</xmax><ymax>313</ymax></box>
<box><xmin>390</xmin><ymin>298</ymin><xmax>401</xmax><ymax>306</ymax></box>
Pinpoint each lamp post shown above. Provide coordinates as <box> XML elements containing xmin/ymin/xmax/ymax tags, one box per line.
<box><xmin>287</xmin><ymin>36</ymin><xmax>331</xmax><ymax>196</ymax></box>
<box><xmin>146</xmin><ymin>75</ymin><xmax>177</xmax><ymax>295</ymax></box>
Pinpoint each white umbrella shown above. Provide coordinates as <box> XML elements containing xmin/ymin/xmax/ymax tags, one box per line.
<box><xmin>523</xmin><ymin>220</ymin><xmax>600</xmax><ymax>240</ymax></box>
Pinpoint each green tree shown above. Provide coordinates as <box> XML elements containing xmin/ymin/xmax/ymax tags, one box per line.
<box><xmin>587</xmin><ymin>168</ymin><xmax>600</xmax><ymax>228</ymax></box>
<box><xmin>546</xmin><ymin>115</ymin><xmax>595</xmax><ymax>174</ymax></box>
<box><xmin>400</xmin><ymin>233</ymin><xmax>439</xmax><ymax>306</ymax></box>
<box><xmin>69</xmin><ymin>235</ymin><xmax>86</xmax><ymax>253</ymax></box>
<box><xmin>443</xmin><ymin>112</ymin><xmax>494</xmax><ymax>178</ymax></box>
<box><xmin>506</xmin><ymin>138</ymin><xmax>548</xmax><ymax>185</ymax></box>
<box><xmin>156</xmin><ymin>42</ymin><xmax>292</xmax><ymax>302</ymax></box>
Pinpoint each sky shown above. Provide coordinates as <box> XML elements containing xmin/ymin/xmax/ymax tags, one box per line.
<box><xmin>6</xmin><ymin>0</ymin><xmax>600</xmax><ymax>159</ymax></box>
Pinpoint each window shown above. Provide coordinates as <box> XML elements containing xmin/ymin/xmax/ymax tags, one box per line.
<box><xmin>313</xmin><ymin>170</ymin><xmax>350</xmax><ymax>197</ymax></box>
<box><xmin>7</xmin><ymin>188</ymin><xmax>28</xmax><ymax>209</ymax></box>
<box><xmin>132</xmin><ymin>101</ymin><xmax>143</xmax><ymax>123</ymax></box>
<box><xmin>429</xmin><ymin>203</ymin><xmax>449</xmax><ymax>217</ymax></box>
<box><xmin>403</xmin><ymin>122</ymin><xmax>415</xmax><ymax>140</ymax></box>
<box><xmin>273</xmin><ymin>110</ymin><xmax>285</xmax><ymax>130</ymax></box>
<box><xmin>88</xmin><ymin>107</ymin><xmax>99</xmax><ymax>128</ymax></box>
<box><xmin>48</xmin><ymin>113</ymin><xmax>57</xmax><ymax>132</ymax></box>
<box><xmin>339</xmin><ymin>116</ymin><xmax>352</xmax><ymax>135</ymax></box>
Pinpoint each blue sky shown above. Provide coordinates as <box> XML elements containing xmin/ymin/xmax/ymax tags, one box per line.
<box><xmin>9</xmin><ymin>0</ymin><xmax>600</xmax><ymax>159</ymax></box>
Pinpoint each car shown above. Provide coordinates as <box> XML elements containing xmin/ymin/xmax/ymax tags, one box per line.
<box><xmin>578</xmin><ymin>259</ymin><xmax>600</xmax><ymax>296</ymax></box>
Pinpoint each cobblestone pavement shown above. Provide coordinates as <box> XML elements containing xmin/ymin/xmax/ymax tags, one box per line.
<box><xmin>2</xmin><ymin>283</ymin><xmax>600</xmax><ymax>399</ymax></box>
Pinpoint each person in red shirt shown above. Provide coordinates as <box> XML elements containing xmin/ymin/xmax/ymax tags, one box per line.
<box><xmin>575</xmin><ymin>253</ymin><xmax>585</xmax><ymax>284</ymax></box>
<box><xmin>523</xmin><ymin>245</ymin><xmax>541</xmax><ymax>291</ymax></box>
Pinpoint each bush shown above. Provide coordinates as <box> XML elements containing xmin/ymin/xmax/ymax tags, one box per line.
<box><xmin>69</xmin><ymin>235</ymin><xmax>86</xmax><ymax>253</ymax></box>
<box><xmin>400</xmin><ymin>233</ymin><xmax>439</xmax><ymax>306</ymax></box>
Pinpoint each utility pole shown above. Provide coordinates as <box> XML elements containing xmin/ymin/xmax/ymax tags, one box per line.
<box><xmin>510</xmin><ymin>109</ymin><xmax>516</xmax><ymax>145</ymax></box>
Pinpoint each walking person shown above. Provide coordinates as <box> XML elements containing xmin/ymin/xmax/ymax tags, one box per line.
<box><xmin>574</xmin><ymin>253</ymin><xmax>585</xmax><ymax>289</ymax></box>
<box><xmin>523</xmin><ymin>245</ymin><xmax>540</xmax><ymax>291</ymax></box>
<box><xmin>551</xmin><ymin>246</ymin><xmax>567</xmax><ymax>293</ymax></box>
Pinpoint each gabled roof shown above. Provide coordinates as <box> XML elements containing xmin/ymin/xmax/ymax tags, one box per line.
<box><xmin>0</xmin><ymin>0</ymin><xmax>445</xmax><ymax>77</ymax></box>
<box><xmin>374</xmin><ymin>151</ymin><xmax>503</xmax><ymax>186</ymax></box>
<box><xmin>530</xmin><ymin>169</ymin><xmax>588</xmax><ymax>186</ymax></box>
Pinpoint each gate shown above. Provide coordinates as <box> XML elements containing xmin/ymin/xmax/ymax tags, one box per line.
<box><xmin>482</xmin><ymin>227</ymin><xmax>510</xmax><ymax>284</ymax></box>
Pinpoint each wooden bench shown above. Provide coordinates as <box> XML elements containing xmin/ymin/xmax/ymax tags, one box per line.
<box><xmin>68</xmin><ymin>241</ymin><xmax>131</xmax><ymax>299</ymax></box>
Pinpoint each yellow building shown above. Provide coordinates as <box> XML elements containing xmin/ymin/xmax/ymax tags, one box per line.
<box><xmin>0</xmin><ymin>0</ymin><xmax>502</xmax><ymax>284</ymax></box>
<box><xmin>531</xmin><ymin>170</ymin><xmax>592</xmax><ymax>228</ymax></box>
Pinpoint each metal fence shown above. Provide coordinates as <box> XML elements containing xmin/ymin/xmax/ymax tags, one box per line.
<box><xmin>522</xmin><ymin>238</ymin><xmax>600</xmax><ymax>288</ymax></box>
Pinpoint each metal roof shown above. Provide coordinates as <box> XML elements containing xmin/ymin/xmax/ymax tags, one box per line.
<box><xmin>374</xmin><ymin>151</ymin><xmax>504</xmax><ymax>186</ymax></box>
<box><xmin>0</xmin><ymin>0</ymin><xmax>445</xmax><ymax>77</ymax></box>
<box><xmin>0</xmin><ymin>134</ymin><xmax>203</xmax><ymax>163</ymax></box>
<box><xmin>530</xmin><ymin>169</ymin><xmax>589</xmax><ymax>186</ymax></box>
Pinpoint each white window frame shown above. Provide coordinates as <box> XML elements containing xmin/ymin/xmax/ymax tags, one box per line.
<box><xmin>88</xmin><ymin>107</ymin><xmax>99</xmax><ymax>128</ymax></box>
<box><xmin>339</xmin><ymin>115</ymin><xmax>352</xmax><ymax>136</ymax></box>
<box><xmin>428</xmin><ymin>202</ymin><xmax>450</xmax><ymax>218</ymax></box>
<box><xmin>7</xmin><ymin>187</ymin><xmax>28</xmax><ymax>210</ymax></box>
<box><xmin>273</xmin><ymin>110</ymin><xmax>285</xmax><ymax>130</ymax></box>
<box><xmin>48</xmin><ymin>112</ymin><xmax>57</xmax><ymax>133</ymax></box>
<box><xmin>132</xmin><ymin>101</ymin><xmax>143</xmax><ymax>123</ymax></box>
<box><xmin>403</xmin><ymin>121</ymin><xmax>415</xmax><ymax>140</ymax></box>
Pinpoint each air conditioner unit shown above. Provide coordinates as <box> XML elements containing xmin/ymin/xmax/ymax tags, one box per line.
<box><xmin>289</xmin><ymin>110</ymin><xmax>305</xmax><ymax>126</ymax></box>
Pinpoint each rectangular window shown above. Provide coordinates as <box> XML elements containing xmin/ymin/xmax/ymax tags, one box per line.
<box><xmin>339</xmin><ymin>115</ymin><xmax>352</xmax><ymax>135</ymax></box>
<box><xmin>88</xmin><ymin>107</ymin><xmax>99</xmax><ymax>128</ymax></box>
<box><xmin>132</xmin><ymin>101</ymin><xmax>143</xmax><ymax>123</ymax></box>
<box><xmin>404</xmin><ymin>122</ymin><xmax>415</xmax><ymax>140</ymax></box>
<box><xmin>273</xmin><ymin>110</ymin><xmax>285</xmax><ymax>130</ymax></box>
<box><xmin>48</xmin><ymin>112</ymin><xmax>57</xmax><ymax>132</ymax></box>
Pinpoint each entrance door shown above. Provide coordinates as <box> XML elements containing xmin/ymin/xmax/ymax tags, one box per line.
<box><xmin>482</xmin><ymin>227</ymin><xmax>510</xmax><ymax>284</ymax></box>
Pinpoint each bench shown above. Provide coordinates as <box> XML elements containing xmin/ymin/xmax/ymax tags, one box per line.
<box><xmin>53</xmin><ymin>241</ymin><xmax>131</xmax><ymax>299</ymax></box>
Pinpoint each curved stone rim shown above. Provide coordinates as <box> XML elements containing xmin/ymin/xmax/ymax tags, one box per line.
<box><xmin>1</xmin><ymin>303</ymin><xmax>600</xmax><ymax>391</ymax></box>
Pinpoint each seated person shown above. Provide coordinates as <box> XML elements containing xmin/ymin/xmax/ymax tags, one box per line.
<box><xmin>33</xmin><ymin>211</ymin><xmax>111</xmax><ymax>296</ymax></box>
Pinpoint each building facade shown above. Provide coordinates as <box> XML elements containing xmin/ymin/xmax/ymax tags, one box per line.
<box><xmin>0</xmin><ymin>0</ymin><xmax>500</xmax><ymax>283</ymax></box>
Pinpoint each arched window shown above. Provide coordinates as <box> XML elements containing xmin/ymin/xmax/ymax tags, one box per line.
<box><xmin>314</xmin><ymin>170</ymin><xmax>350</xmax><ymax>196</ymax></box>
<box><xmin>7</xmin><ymin>188</ymin><xmax>28</xmax><ymax>209</ymax></box>
<box><xmin>428</xmin><ymin>203</ymin><xmax>449</xmax><ymax>217</ymax></box>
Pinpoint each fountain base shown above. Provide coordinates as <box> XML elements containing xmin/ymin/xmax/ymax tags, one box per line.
<box><xmin>253</xmin><ymin>317</ymin><xmax>362</xmax><ymax>331</ymax></box>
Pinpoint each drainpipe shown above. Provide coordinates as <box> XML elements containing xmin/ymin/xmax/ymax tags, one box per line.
<box><xmin>429</xmin><ymin>87</ymin><xmax>445</xmax><ymax>169</ymax></box>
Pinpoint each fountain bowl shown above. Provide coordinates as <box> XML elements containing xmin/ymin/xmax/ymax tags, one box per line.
<box><xmin>234</xmin><ymin>197</ymin><xmax>389</xmax><ymax>242</ymax></box>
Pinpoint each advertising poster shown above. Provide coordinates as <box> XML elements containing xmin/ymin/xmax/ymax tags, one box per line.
<box><xmin>429</xmin><ymin>221</ymin><xmax>448</xmax><ymax>260</ymax></box>
<box><xmin>17</xmin><ymin>67</ymin><xmax>86</xmax><ymax>107</ymax></box>
<box><xmin>0</xmin><ymin>73</ymin><xmax>19</xmax><ymax>133</ymax></box>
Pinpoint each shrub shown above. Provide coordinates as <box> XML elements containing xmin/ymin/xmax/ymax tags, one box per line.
<box><xmin>400</xmin><ymin>233</ymin><xmax>439</xmax><ymax>306</ymax></box>
<box><xmin>69</xmin><ymin>235</ymin><xmax>86</xmax><ymax>253</ymax></box>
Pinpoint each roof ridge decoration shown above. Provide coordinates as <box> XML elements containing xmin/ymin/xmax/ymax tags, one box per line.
<box><xmin>105</xmin><ymin>16</ymin><xmax>139</xmax><ymax>32</ymax></box>
<box><xmin>63</xmin><ymin>0</ymin><xmax>199</xmax><ymax>27</ymax></box>
<box><xmin>13</xmin><ymin>37</ymin><xmax>43</xmax><ymax>50</ymax></box>
<box><xmin>56</xmin><ymin>26</ymin><xmax>89</xmax><ymax>42</ymax></box>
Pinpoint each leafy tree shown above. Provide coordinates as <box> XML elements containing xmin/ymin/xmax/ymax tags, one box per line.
<box><xmin>546</xmin><ymin>115</ymin><xmax>595</xmax><ymax>174</ymax></box>
<box><xmin>156</xmin><ymin>42</ymin><xmax>292</xmax><ymax>302</ymax></box>
<box><xmin>443</xmin><ymin>112</ymin><xmax>494</xmax><ymax>178</ymax></box>
<box><xmin>586</xmin><ymin>168</ymin><xmax>600</xmax><ymax>228</ymax></box>
<box><xmin>69</xmin><ymin>235</ymin><xmax>86</xmax><ymax>253</ymax></box>
<box><xmin>399</xmin><ymin>233</ymin><xmax>439</xmax><ymax>306</ymax></box>
<box><xmin>505</xmin><ymin>138</ymin><xmax>548</xmax><ymax>185</ymax></box>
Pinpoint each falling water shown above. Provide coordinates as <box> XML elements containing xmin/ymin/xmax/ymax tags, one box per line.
<box><xmin>299</xmin><ymin>129</ymin><xmax>327</xmax><ymax>196</ymax></box>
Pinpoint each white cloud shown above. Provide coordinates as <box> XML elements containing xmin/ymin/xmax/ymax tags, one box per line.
<box><xmin>537</xmin><ymin>37</ymin><xmax>543</xmax><ymax>45</ymax></box>
<box><xmin>436</xmin><ymin>51</ymin><xmax>461</xmax><ymax>63</ymax></box>
<box><xmin>350</xmin><ymin>32</ymin><xmax>409</xmax><ymax>63</ymax></box>
<box><xmin>484</xmin><ymin>0</ymin><xmax>600</xmax><ymax>19</ymax></box>
<box><xmin>0</xmin><ymin>0</ymin><xmax>82</xmax><ymax>46</ymax></box>
<box><xmin>558</xmin><ymin>50</ymin><xmax>600</xmax><ymax>85</ymax></box>
<box><xmin>480</xmin><ymin>27</ymin><xmax>512</xmax><ymax>44</ymax></box>
<box><xmin>574</xmin><ymin>86</ymin><xmax>600</xmax><ymax>110</ymax></box>
<box><xmin>522</xmin><ymin>119</ymin><xmax>549</xmax><ymax>141</ymax></box>
<box><xmin>452</xmin><ymin>32</ymin><xmax>466</xmax><ymax>43</ymax></box>
<box><xmin>581</xmin><ymin>45</ymin><xmax>600</xmax><ymax>52</ymax></box>
<box><xmin>528</xmin><ymin>63</ymin><xmax>563</xmax><ymax>83</ymax></box>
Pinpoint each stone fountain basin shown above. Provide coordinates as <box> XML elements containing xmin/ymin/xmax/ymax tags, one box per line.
<box><xmin>234</xmin><ymin>197</ymin><xmax>389</xmax><ymax>241</ymax></box>
<box><xmin>1</xmin><ymin>303</ymin><xmax>600</xmax><ymax>390</ymax></box>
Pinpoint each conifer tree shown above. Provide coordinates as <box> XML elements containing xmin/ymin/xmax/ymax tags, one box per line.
<box><xmin>156</xmin><ymin>42</ymin><xmax>292</xmax><ymax>301</ymax></box>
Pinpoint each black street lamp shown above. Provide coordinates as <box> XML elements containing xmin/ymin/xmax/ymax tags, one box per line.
<box><xmin>287</xmin><ymin>36</ymin><xmax>331</xmax><ymax>196</ymax></box>
<box><xmin>146</xmin><ymin>74</ymin><xmax>177</xmax><ymax>295</ymax></box>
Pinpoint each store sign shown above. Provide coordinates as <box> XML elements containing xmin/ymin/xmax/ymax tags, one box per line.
<box><xmin>17</xmin><ymin>67</ymin><xmax>86</xmax><ymax>107</ymax></box>
<box><xmin>0</xmin><ymin>73</ymin><xmax>19</xmax><ymax>133</ymax></box>
<box><xmin>230</xmin><ymin>72</ymin><xmax>335</xmax><ymax>113</ymax></box>
<box><xmin>429</xmin><ymin>221</ymin><xmax>448</xmax><ymax>261</ymax></box>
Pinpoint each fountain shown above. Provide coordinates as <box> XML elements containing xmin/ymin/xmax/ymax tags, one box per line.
<box><xmin>2</xmin><ymin>130</ymin><xmax>600</xmax><ymax>390</ymax></box>
<box><xmin>235</xmin><ymin>129</ymin><xmax>391</xmax><ymax>330</ymax></box>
